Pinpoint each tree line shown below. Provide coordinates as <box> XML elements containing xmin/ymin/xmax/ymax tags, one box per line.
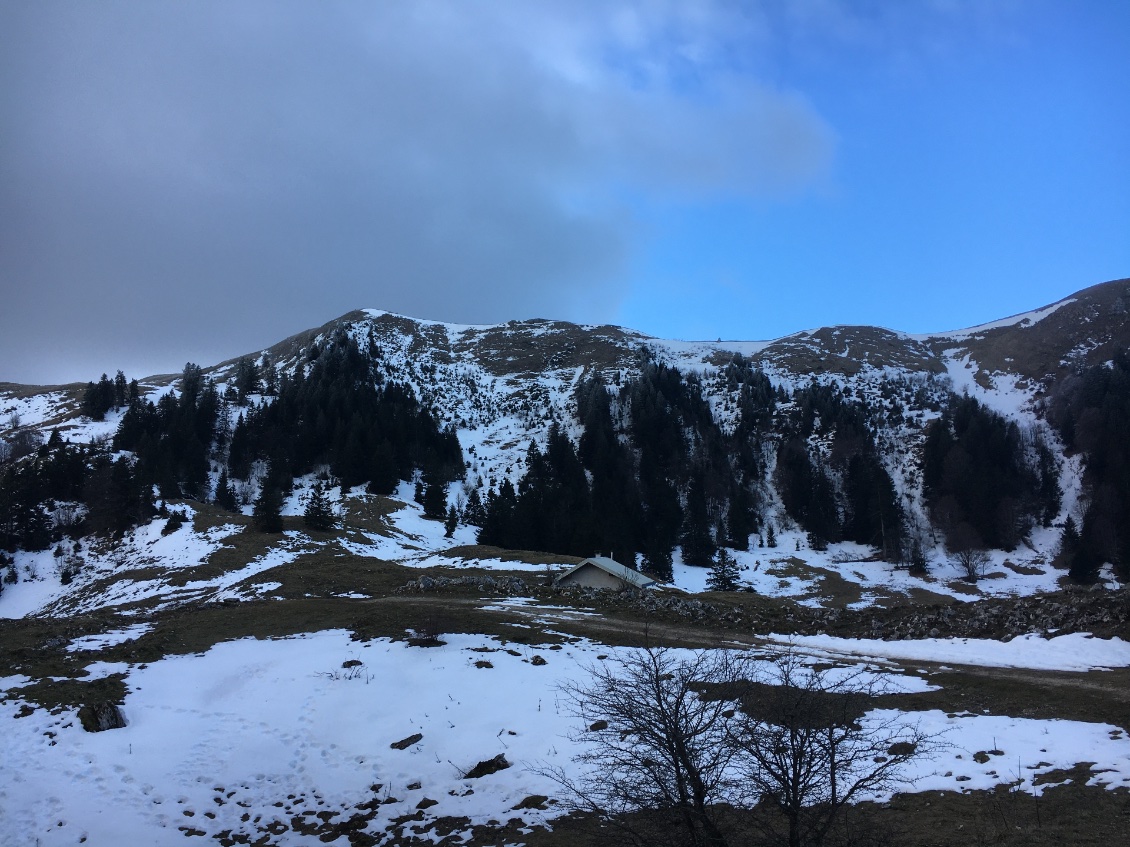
<box><xmin>773</xmin><ymin>382</ymin><xmax>907</xmax><ymax>561</ymax></box>
<box><xmin>478</xmin><ymin>366</ymin><xmax>924</xmax><ymax>580</ymax></box>
<box><xmin>477</xmin><ymin>358</ymin><xmax>773</xmax><ymax>580</ymax></box>
<box><xmin>1</xmin><ymin>331</ymin><xmax>461</xmax><ymax>557</ymax></box>
<box><xmin>922</xmin><ymin>395</ymin><xmax>1060</xmax><ymax>557</ymax></box>
<box><xmin>1048</xmin><ymin>353</ymin><xmax>1130</xmax><ymax>582</ymax></box>
<box><xmin>1</xmin><ymin>340</ymin><xmax>1082</xmax><ymax>589</ymax></box>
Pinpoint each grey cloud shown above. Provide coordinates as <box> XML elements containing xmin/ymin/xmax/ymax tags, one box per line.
<box><xmin>0</xmin><ymin>1</ymin><xmax>832</xmax><ymax>383</ymax></box>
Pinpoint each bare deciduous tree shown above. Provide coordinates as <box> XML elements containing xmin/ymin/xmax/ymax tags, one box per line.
<box><xmin>731</xmin><ymin>651</ymin><xmax>938</xmax><ymax>847</ymax></box>
<box><xmin>953</xmin><ymin>546</ymin><xmax>992</xmax><ymax>581</ymax></box>
<box><xmin>547</xmin><ymin>646</ymin><xmax>740</xmax><ymax>847</ymax></box>
<box><xmin>549</xmin><ymin>646</ymin><xmax>942</xmax><ymax>847</ymax></box>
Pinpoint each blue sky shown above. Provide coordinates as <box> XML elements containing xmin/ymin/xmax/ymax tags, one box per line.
<box><xmin>618</xmin><ymin>1</ymin><xmax>1130</xmax><ymax>339</ymax></box>
<box><xmin>1</xmin><ymin>1</ymin><xmax>1127</xmax><ymax>382</ymax></box>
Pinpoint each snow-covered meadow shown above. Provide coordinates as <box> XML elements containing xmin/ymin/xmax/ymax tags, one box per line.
<box><xmin>3</xmin><ymin>629</ymin><xmax>1130</xmax><ymax>846</ymax></box>
<box><xmin>0</xmin><ymin>477</ymin><xmax>1091</xmax><ymax>625</ymax></box>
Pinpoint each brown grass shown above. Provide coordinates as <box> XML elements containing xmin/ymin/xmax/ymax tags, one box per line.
<box><xmin>521</xmin><ymin>781</ymin><xmax>1130</xmax><ymax>847</ymax></box>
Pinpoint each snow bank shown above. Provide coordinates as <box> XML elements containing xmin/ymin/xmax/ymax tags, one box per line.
<box><xmin>767</xmin><ymin>632</ymin><xmax>1130</xmax><ymax>672</ymax></box>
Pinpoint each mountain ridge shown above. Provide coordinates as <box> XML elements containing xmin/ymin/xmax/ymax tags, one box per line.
<box><xmin>3</xmin><ymin>277</ymin><xmax>1125</xmax><ymax>395</ymax></box>
<box><xmin>1</xmin><ymin>274</ymin><xmax>1127</xmax><ymax>603</ymax></box>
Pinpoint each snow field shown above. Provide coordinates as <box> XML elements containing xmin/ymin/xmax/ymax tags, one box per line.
<box><xmin>66</xmin><ymin>624</ymin><xmax>154</xmax><ymax>653</ymax></box>
<box><xmin>761</xmin><ymin>632</ymin><xmax>1130</xmax><ymax>673</ymax></box>
<box><xmin>4</xmin><ymin>630</ymin><xmax>1130</xmax><ymax>845</ymax></box>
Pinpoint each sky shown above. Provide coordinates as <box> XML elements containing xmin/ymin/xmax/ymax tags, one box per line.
<box><xmin>1</xmin><ymin>0</ymin><xmax>1127</xmax><ymax>384</ymax></box>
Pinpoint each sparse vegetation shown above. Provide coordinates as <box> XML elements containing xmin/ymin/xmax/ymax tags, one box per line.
<box><xmin>549</xmin><ymin>646</ymin><xmax>939</xmax><ymax>847</ymax></box>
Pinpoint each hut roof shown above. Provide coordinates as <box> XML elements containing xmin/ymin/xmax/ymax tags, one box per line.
<box><xmin>555</xmin><ymin>556</ymin><xmax>657</xmax><ymax>589</ymax></box>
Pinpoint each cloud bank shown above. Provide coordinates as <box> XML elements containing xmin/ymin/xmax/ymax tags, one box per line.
<box><xmin>0</xmin><ymin>0</ymin><xmax>833</xmax><ymax>382</ymax></box>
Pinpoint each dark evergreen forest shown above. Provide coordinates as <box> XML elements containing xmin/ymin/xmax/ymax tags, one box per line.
<box><xmin>922</xmin><ymin>395</ymin><xmax>1060</xmax><ymax>555</ymax></box>
<box><xmin>0</xmin><ymin>332</ymin><xmax>461</xmax><ymax>559</ymax></box>
<box><xmin>1048</xmin><ymin>353</ymin><xmax>1130</xmax><ymax>581</ymax></box>
<box><xmin>477</xmin><ymin>357</ymin><xmax>919</xmax><ymax>578</ymax></box>
<box><xmin>773</xmin><ymin>383</ymin><xmax>906</xmax><ymax>560</ymax></box>
<box><xmin>477</xmin><ymin>357</ymin><xmax>773</xmax><ymax>579</ymax></box>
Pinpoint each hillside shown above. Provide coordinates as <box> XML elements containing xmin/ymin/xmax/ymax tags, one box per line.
<box><xmin>1</xmin><ymin>277</ymin><xmax>1129</xmax><ymax>846</ymax></box>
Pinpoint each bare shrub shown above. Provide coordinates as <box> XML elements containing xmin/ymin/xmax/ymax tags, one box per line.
<box><xmin>548</xmin><ymin>646</ymin><xmax>941</xmax><ymax>847</ymax></box>
<box><xmin>545</xmin><ymin>646</ymin><xmax>740</xmax><ymax>847</ymax></box>
<box><xmin>953</xmin><ymin>547</ymin><xmax>991</xmax><ymax>581</ymax></box>
<box><xmin>731</xmin><ymin>652</ymin><xmax>939</xmax><ymax>847</ymax></box>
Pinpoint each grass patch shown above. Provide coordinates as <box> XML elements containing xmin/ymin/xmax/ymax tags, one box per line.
<box><xmin>521</xmin><ymin>782</ymin><xmax>1130</xmax><ymax>847</ymax></box>
<box><xmin>1002</xmin><ymin>559</ymin><xmax>1048</xmax><ymax>576</ymax></box>
<box><xmin>13</xmin><ymin>673</ymin><xmax>129</xmax><ymax>715</ymax></box>
<box><xmin>889</xmin><ymin>665</ymin><xmax>1130</xmax><ymax>729</ymax></box>
<box><xmin>944</xmin><ymin>579</ymin><xmax>982</xmax><ymax>596</ymax></box>
<box><xmin>341</xmin><ymin>494</ymin><xmax>404</xmax><ymax>536</ymax></box>
<box><xmin>166</xmin><ymin>537</ymin><xmax>304</xmax><ymax>588</ymax></box>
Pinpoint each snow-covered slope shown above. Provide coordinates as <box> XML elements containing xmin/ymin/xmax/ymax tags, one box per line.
<box><xmin>4</xmin><ymin>278</ymin><xmax>1129</xmax><ymax>618</ymax></box>
<box><xmin>3</xmin><ymin>279</ymin><xmax>1130</xmax><ymax>847</ymax></box>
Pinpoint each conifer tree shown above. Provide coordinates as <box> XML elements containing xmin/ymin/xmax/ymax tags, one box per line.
<box><xmin>444</xmin><ymin>505</ymin><xmax>458</xmax><ymax>538</ymax></box>
<box><xmin>234</xmin><ymin>357</ymin><xmax>260</xmax><ymax>405</ymax></box>
<box><xmin>680</xmin><ymin>475</ymin><xmax>716</xmax><ymax>567</ymax></box>
<box><xmin>228</xmin><ymin>414</ymin><xmax>251</xmax><ymax>479</ymax></box>
<box><xmin>726</xmin><ymin>481</ymin><xmax>755</xmax><ymax>551</ymax></box>
<box><xmin>302</xmin><ymin>481</ymin><xmax>336</xmax><ymax>530</ymax></box>
<box><xmin>367</xmin><ymin>439</ymin><xmax>399</xmax><ymax>495</ymax></box>
<box><xmin>214</xmin><ymin>470</ymin><xmax>238</xmax><ymax>512</ymax></box>
<box><xmin>707</xmin><ymin>548</ymin><xmax>741</xmax><ymax>592</ymax></box>
<box><xmin>252</xmin><ymin>484</ymin><xmax>284</xmax><ymax>533</ymax></box>
<box><xmin>478</xmin><ymin>481</ymin><xmax>518</xmax><ymax>546</ymax></box>
<box><xmin>462</xmin><ymin>488</ymin><xmax>486</xmax><ymax>527</ymax></box>
<box><xmin>81</xmin><ymin>374</ymin><xmax>115</xmax><ymax>421</ymax></box>
<box><xmin>421</xmin><ymin>471</ymin><xmax>448</xmax><ymax>520</ymax></box>
<box><xmin>181</xmin><ymin>363</ymin><xmax>204</xmax><ymax>406</ymax></box>
<box><xmin>260</xmin><ymin>355</ymin><xmax>278</xmax><ymax>396</ymax></box>
<box><xmin>113</xmin><ymin>370</ymin><xmax>128</xmax><ymax>408</ymax></box>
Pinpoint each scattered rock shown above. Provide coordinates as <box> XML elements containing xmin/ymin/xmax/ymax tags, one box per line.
<box><xmin>474</xmin><ymin>660</ymin><xmax>493</xmax><ymax>669</ymax></box>
<box><xmin>416</xmin><ymin>797</ymin><xmax>438</xmax><ymax>810</ymax></box>
<box><xmin>511</xmin><ymin>795</ymin><xmax>549</xmax><ymax>810</ymax></box>
<box><xmin>464</xmin><ymin>754</ymin><xmax>510</xmax><ymax>779</ymax></box>
<box><xmin>78</xmin><ymin>702</ymin><xmax>127</xmax><ymax>732</ymax></box>
<box><xmin>341</xmin><ymin>659</ymin><xmax>362</xmax><ymax>669</ymax></box>
<box><xmin>395</xmin><ymin>578</ymin><xmax>1129</xmax><ymax>641</ymax></box>
<box><xmin>390</xmin><ymin>733</ymin><xmax>423</xmax><ymax>750</ymax></box>
<box><xmin>397</xmin><ymin>574</ymin><xmax>529</xmax><ymax>596</ymax></box>
<box><xmin>529</xmin><ymin>655</ymin><xmax>547</xmax><ymax>666</ymax></box>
